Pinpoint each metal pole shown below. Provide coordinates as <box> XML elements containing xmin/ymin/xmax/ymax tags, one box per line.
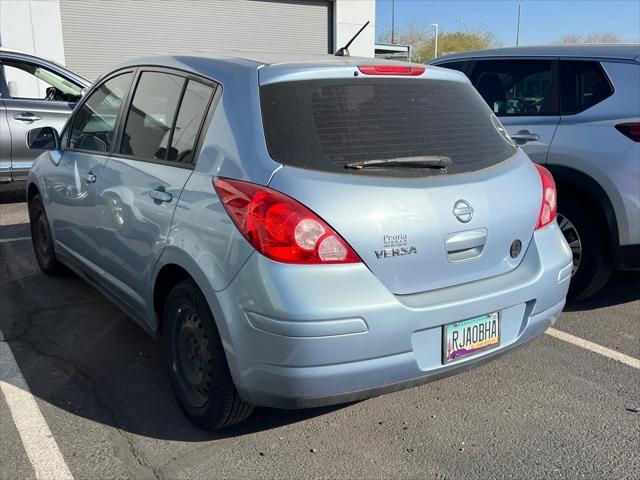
<box><xmin>516</xmin><ymin>3</ymin><xmax>521</xmax><ymax>46</ymax></box>
<box><xmin>431</xmin><ymin>23</ymin><xmax>439</xmax><ymax>58</ymax></box>
<box><xmin>391</xmin><ymin>0</ymin><xmax>396</xmax><ymax>44</ymax></box>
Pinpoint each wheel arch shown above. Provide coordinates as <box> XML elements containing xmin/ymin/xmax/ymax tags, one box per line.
<box><xmin>27</xmin><ymin>181</ymin><xmax>40</xmax><ymax>203</ymax></box>
<box><xmin>151</xmin><ymin>248</ymin><xmax>243</xmax><ymax>386</ymax></box>
<box><xmin>546</xmin><ymin>164</ymin><xmax>619</xmax><ymax>260</ymax></box>
<box><xmin>150</xmin><ymin>248</ymin><xmax>229</xmax><ymax>340</ymax></box>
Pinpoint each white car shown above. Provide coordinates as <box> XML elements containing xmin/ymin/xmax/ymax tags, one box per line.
<box><xmin>431</xmin><ymin>44</ymin><xmax>640</xmax><ymax>299</ymax></box>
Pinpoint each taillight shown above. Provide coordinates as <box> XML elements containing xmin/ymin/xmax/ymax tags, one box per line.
<box><xmin>615</xmin><ymin>123</ymin><xmax>640</xmax><ymax>141</ymax></box>
<box><xmin>213</xmin><ymin>177</ymin><xmax>360</xmax><ymax>264</ymax></box>
<box><xmin>535</xmin><ymin>164</ymin><xmax>557</xmax><ymax>230</ymax></box>
<box><xmin>357</xmin><ymin>65</ymin><xmax>425</xmax><ymax>76</ymax></box>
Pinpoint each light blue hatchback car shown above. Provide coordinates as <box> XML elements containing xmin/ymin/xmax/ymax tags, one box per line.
<box><xmin>26</xmin><ymin>52</ymin><xmax>572</xmax><ymax>429</ymax></box>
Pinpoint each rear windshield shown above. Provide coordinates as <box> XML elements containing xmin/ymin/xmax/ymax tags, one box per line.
<box><xmin>260</xmin><ymin>78</ymin><xmax>517</xmax><ymax>176</ymax></box>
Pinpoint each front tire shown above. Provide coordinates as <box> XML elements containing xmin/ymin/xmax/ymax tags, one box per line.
<box><xmin>163</xmin><ymin>280</ymin><xmax>253</xmax><ymax>429</ymax></box>
<box><xmin>28</xmin><ymin>193</ymin><xmax>65</xmax><ymax>276</ymax></box>
<box><xmin>558</xmin><ymin>192</ymin><xmax>613</xmax><ymax>300</ymax></box>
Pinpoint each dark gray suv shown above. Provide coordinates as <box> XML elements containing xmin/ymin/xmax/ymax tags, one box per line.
<box><xmin>0</xmin><ymin>49</ymin><xmax>90</xmax><ymax>183</ymax></box>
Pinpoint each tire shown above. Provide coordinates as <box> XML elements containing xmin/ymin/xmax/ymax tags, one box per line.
<box><xmin>28</xmin><ymin>193</ymin><xmax>65</xmax><ymax>276</ymax></box>
<box><xmin>163</xmin><ymin>279</ymin><xmax>253</xmax><ymax>429</ymax></box>
<box><xmin>558</xmin><ymin>192</ymin><xmax>613</xmax><ymax>301</ymax></box>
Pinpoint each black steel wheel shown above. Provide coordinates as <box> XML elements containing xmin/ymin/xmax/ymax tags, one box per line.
<box><xmin>28</xmin><ymin>193</ymin><xmax>65</xmax><ymax>275</ymax></box>
<box><xmin>163</xmin><ymin>280</ymin><xmax>253</xmax><ymax>429</ymax></box>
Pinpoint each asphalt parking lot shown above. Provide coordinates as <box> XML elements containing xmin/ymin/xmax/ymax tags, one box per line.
<box><xmin>1</xmin><ymin>183</ymin><xmax>638</xmax><ymax>480</ymax></box>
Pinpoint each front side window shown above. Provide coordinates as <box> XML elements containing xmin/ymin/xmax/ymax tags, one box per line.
<box><xmin>1</xmin><ymin>60</ymin><xmax>83</xmax><ymax>102</ymax></box>
<box><xmin>168</xmin><ymin>80</ymin><xmax>214</xmax><ymax>164</ymax></box>
<box><xmin>120</xmin><ymin>72</ymin><xmax>185</xmax><ymax>161</ymax></box>
<box><xmin>69</xmin><ymin>72</ymin><xmax>133</xmax><ymax>152</ymax></box>
<box><xmin>469</xmin><ymin>60</ymin><xmax>556</xmax><ymax>116</ymax></box>
<box><xmin>560</xmin><ymin>60</ymin><xmax>613</xmax><ymax>115</ymax></box>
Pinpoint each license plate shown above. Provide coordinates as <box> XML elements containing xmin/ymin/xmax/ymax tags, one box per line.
<box><xmin>444</xmin><ymin>312</ymin><xmax>500</xmax><ymax>363</ymax></box>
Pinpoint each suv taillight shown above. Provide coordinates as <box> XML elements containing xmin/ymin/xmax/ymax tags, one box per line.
<box><xmin>214</xmin><ymin>177</ymin><xmax>360</xmax><ymax>264</ymax></box>
<box><xmin>615</xmin><ymin>123</ymin><xmax>640</xmax><ymax>141</ymax></box>
<box><xmin>535</xmin><ymin>164</ymin><xmax>557</xmax><ymax>230</ymax></box>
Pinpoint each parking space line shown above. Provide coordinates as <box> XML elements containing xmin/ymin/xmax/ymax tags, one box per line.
<box><xmin>546</xmin><ymin>327</ymin><xmax>640</xmax><ymax>369</ymax></box>
<box><xmin>0</xmin><ymin>237</ymin><xmax>31</xmax><ymax>243</ymax></box>
<box><xmin>0</xmin><ymin>332</ymin><xmax>74</xmax><ymax>480</ymax></box>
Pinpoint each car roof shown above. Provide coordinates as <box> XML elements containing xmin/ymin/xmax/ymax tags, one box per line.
<box><xmin>430</xmin><ymin>44</ymin><xmax>640</xmax><ymax>63</ymax></box>
<box><xmin>128</xmin><ymin>49</ymin><xmax>425</xmax><ymax>66</ymax></box>
<box><xmin>115</xmin><ymin>50</ymin><xmax>424</xmax><ymax>74</ymax></box>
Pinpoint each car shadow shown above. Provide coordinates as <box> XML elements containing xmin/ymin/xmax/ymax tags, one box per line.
<box><xmin>0</xmin><ymin>183</ymin><xmax>27</xmax><ymax>204</ymax></box>
<box><xmin>1</xmin><ymin>207</ymin><xmax>635</xmax><ymax>441</ymax></box>
<box><xmin>0</xmin><ymin>245</ymin><xmax>347</xmax><ymax>442</ymax></box>
<box><xmin>564</xmin><ymin>270</ymin><xmax>640</xmax><ymax>312</ymax></box>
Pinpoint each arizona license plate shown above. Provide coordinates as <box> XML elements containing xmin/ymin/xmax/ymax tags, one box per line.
<box><xmin>444</xmin><ymin>312</ymin><xmax>500</xmax><ymax>363</ymax></box>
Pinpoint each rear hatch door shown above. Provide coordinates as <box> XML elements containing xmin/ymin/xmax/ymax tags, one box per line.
<box><xmin>260</xmin><ymin>64</ymin><xmax>542</xmax><ymax>294</ymax></box>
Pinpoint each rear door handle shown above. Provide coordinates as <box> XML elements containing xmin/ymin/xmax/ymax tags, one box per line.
<box><xmin>13</xmin><ymin>112</ymin><xmax>41</xmax><ymax>123</ymax></box>
<box><xmin>510</xmin><ymin>130</ymin><xmax>540</xmax><ymax>145</ymax></box>
<box><xmin>83</xmin><ymin>172</ymin><xmax>96</xmax><ymax>184</ymax></box>
<box><xmin>149</xmin><ymin>187</ymin><xmax>172</xmax><ymax>203</ymax></box>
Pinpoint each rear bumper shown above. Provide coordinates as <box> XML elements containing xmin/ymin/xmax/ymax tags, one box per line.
<box><xmin>236</xmin><ymin>299</ymin><xmax>564</xmax><ymax>409</ymax></box>
<box><xmin>209</xmin><ymin>222</ymin><xmax>572</xmax><ymax>409</ymax></box>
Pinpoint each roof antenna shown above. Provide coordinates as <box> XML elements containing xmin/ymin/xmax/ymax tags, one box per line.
<box><xmin>335</xmin><ymin>21</ymin><xmax>370</xmax><ymax>57</ymax></box>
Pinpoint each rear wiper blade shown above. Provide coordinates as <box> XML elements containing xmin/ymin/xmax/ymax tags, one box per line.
<box><xmin>344</xmin><ymin>156</ymin><xmax>452</xmax><ymax>170</ymax></box>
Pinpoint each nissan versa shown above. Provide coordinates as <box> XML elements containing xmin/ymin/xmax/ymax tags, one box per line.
<box><xmin>26</xmin><ymin>53</ymin><xmax>572</xmax><ymax>429</ymax></box>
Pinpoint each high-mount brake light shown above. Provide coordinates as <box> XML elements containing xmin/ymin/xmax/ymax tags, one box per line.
<box><xmin>534</xmin><ymin>164</ymin><xmax>557</xmax><ymax>230</ymax></box>
<box><xmin>213</xmin><ymin>177</ymin><xmax>360</xmax><ymax>264</ymax></box>
<box><xmin>357</xmin><ymin>65</ymin><xmax>425</xmax><ymax>76</ymax></box>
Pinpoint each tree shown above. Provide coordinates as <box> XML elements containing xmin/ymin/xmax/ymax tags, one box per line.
<box><xmin>378</xmin><ymin>25</ymin><xmax>501</xmax><ymax>63</ymax></box>
<box><xmin>559</xmin><ymin>32</ymin><xmax>624</xmax><ymax>44</ymax></box>
<box><xmin>378</xmin><ymin>22</ymin><xmax>432</xmax><ymax>62</ymax></box>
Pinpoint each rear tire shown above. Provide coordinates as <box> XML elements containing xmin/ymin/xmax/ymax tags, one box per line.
<box><xmin>28</xmin><ymin>193</ymin><xmax>65</xmax><ymax>276</ymax></box>
<box><xmin>558</xmin><ymin>192</ymin><xmax>613</xmax><ymax>301</ymax></box>
<box><xmin>163</xmin><ymin>280</ymin><xmax>253</xmax><ymax>430</ymax></box>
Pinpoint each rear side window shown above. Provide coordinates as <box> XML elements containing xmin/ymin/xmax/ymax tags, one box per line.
<box><xmin>69</xmin><ymin>72</ymin><xmax>132</xmax><ymax>153</ymax></box>
<box><xmin>435</xmin><ymin>61</ymin><xmax>470</xmax><ymax>74</ymax></box>
<box><xmin>120</xmin><ymin>72</ymin><xmax>184</xmax><ymax>160</ymax></box>
<box><xmin>560</xmin><ymin>60</ymin><xmax>613</xmax><ymax>115</ymax></box>
<box><xmin>168</xmin><ymin>80</ymin><xmax>214</xmax><ymax>164</ymax></box>
<box><xmin>260</xmin><ymin>78</ymin><xmax>516</xmax><ymax>176</ymax></box>
<box><xmin>469</xmin><ymin>60</ymin><xmax>557</xmax><ymax>116</ymax></box>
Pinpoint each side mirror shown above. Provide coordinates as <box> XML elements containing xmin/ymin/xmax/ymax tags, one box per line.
<box><xmin>27</xmin><ymin>126</ymin><xmax>60</xmax><ymax>150</ymax></box>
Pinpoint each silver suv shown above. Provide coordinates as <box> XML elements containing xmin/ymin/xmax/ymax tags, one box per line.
<box><xmin>0</xmin><ymin>49</ymin><xmax>90</xmax><ymax>182</ymax></box>
<box><xmin>431</xmin><ymin>45</ymin><xmax>640</xmax><ymax>299</ymax></box>
<box><xmin>26</xmin><ymin>53</ymin><xmax>571</xmax><ymax>429</ymax></box>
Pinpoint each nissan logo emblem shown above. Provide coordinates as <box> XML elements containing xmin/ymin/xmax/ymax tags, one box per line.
<box><xmin>453</xmin><ymin>200</ymin><xmax>474</xmax><ymax>223</ymax></box>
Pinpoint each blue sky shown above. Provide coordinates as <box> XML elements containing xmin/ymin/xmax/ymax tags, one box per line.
<box><xmin>375</xmin><ymin>0</ymin><xmax>640</xmax><ymax>45</ymax></box>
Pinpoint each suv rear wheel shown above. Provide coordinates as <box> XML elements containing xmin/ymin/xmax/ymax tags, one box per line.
<box><xmin>558</xmin><ymin>192</ymin><xmax>613</xmax><ymax>300</ymax></box>
<box><xmin>163</xmin><ymin>279</ymin><xmax>253</xmax><ymax>429</ymax></box>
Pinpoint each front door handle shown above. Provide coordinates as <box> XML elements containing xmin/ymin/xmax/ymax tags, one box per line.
<box><xmin>83</xmin><ymin>172</ymin><xmax>96</xmax><ymax>184</ymax></box>
<box><xmin>13</xmin><ymin>112</ymin><xmax>41</xmax><ymax>123</ymax></box>
<box><xmin>510</xmin><ymin>130</ymin><xmax>540</xmax><ymax>145</ymax></box>
<box><xmin>149</xmin><ymin>186</ymin><xmax>172</xmax><ymax>203</ymax></box>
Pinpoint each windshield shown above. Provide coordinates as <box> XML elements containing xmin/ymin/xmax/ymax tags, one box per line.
<box><xmin>260</xmin><ymin>77</ymin><xmax>517</xmax><ymax>176</ymax></box>
<box><xmin>34</xmin><ymin>67</ymin><xmax>83</xmax><ymax>97</ymax></box>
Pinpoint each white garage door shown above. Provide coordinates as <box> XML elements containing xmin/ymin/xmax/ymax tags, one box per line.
<box><xmin>59</xmin><ymin>0</ymin><xmax>332</xmax><ymax>80</ymax></box>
